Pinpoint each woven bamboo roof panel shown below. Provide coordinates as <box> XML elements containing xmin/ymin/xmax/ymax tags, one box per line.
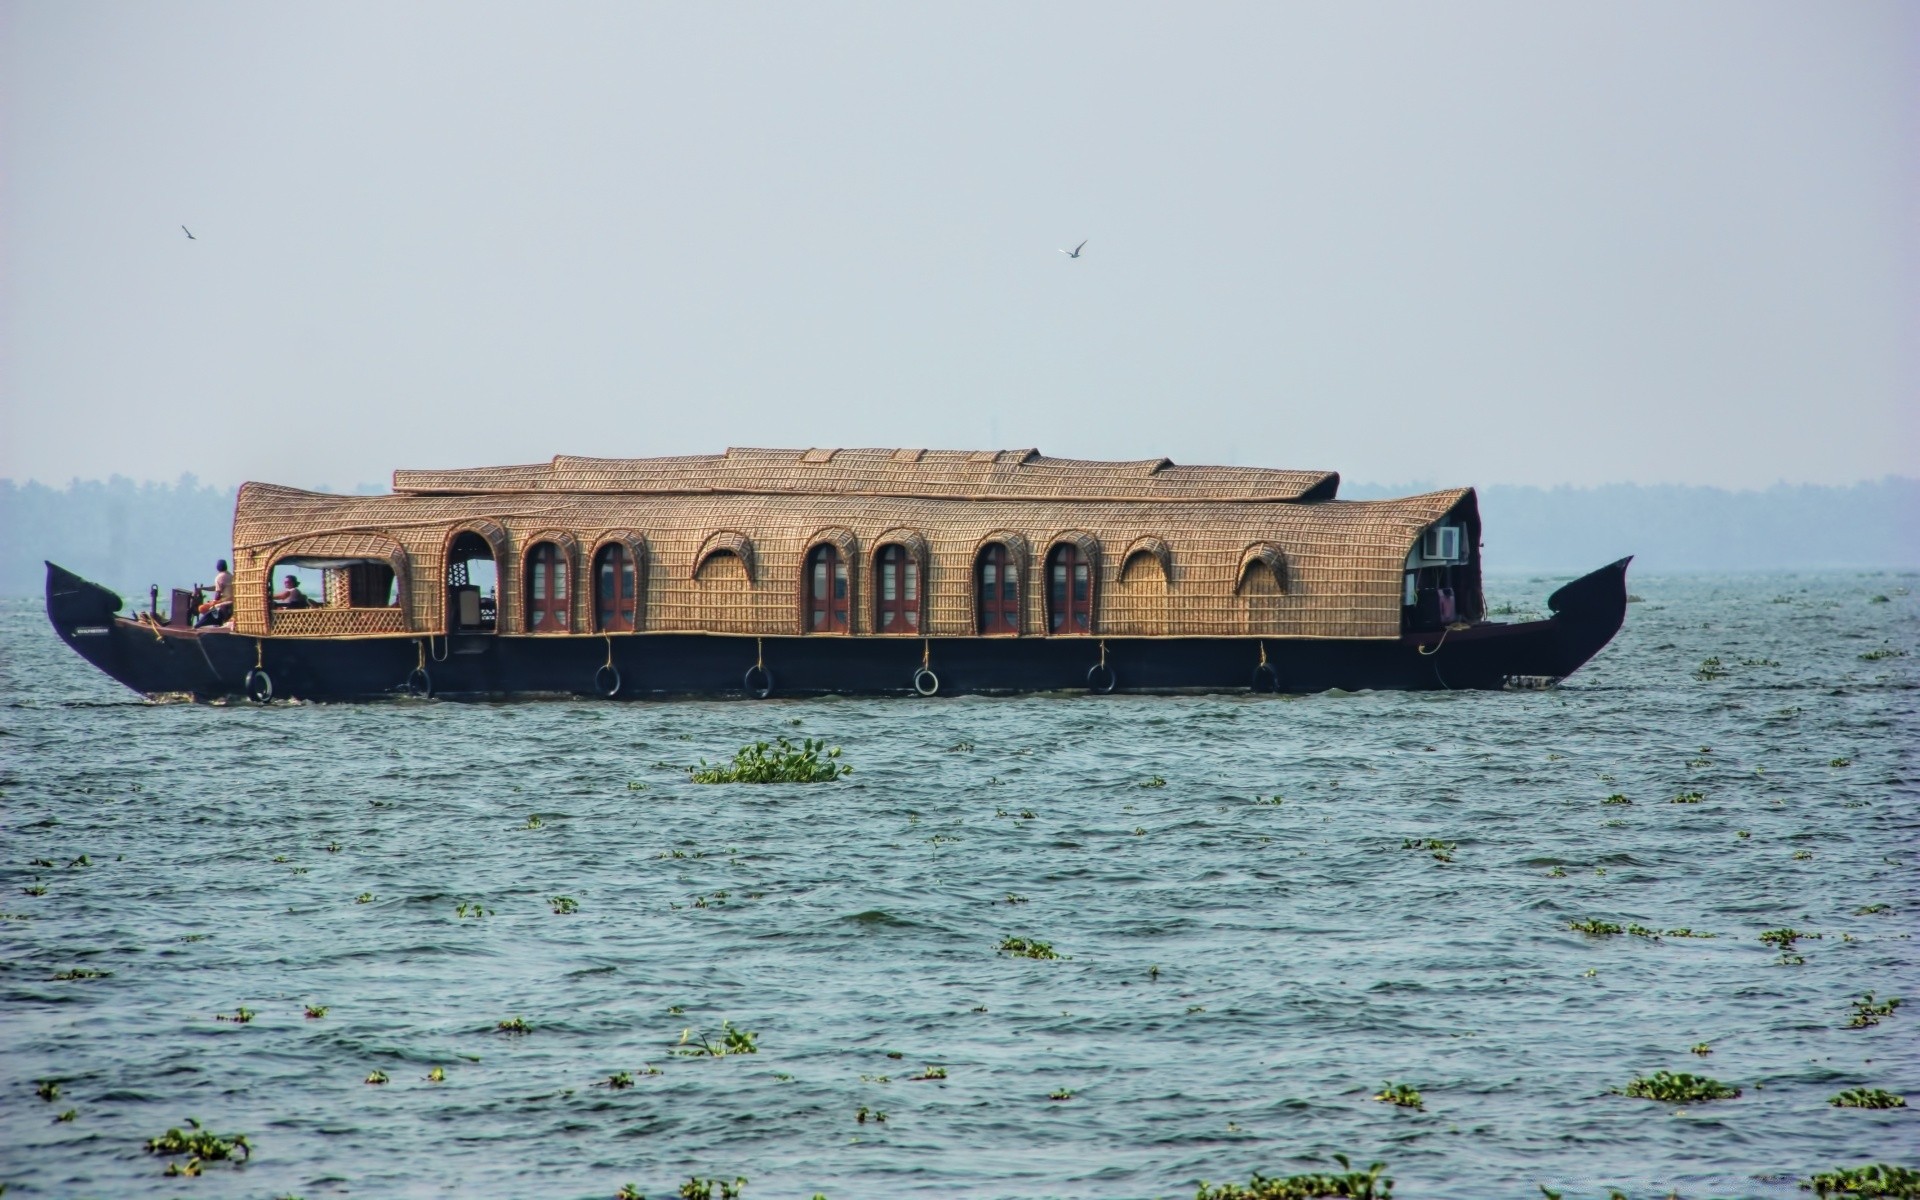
<box><xmin>229</xmin><ymin>476</ymin><xmax>1473</xmax><ymax>640</ymax></box>
<box><xmin>392</xmin><ymin>448</ymin><xmax>1339</xmax><ymax>503</ymax></box>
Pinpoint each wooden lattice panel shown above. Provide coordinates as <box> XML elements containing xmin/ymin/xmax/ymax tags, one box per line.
<box><xmin>268</xmin><ymin>607</ymin><xmax>409</xmax><ymax>638</ymax></box>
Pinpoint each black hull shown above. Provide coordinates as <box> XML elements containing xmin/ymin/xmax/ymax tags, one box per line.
<box><xmin>45</xmin><ymin>559</ymin><xmax>1630</xmax><ymax>702</ymax></box>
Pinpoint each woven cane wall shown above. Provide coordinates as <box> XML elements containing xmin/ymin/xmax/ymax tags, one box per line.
<box><xmin>233</xmin><ymin>481</ymin><xmax>1476</xmax><ymax>640</ymax></box>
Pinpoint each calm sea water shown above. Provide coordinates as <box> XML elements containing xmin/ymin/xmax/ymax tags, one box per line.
<box><xmin>2</xmin><ymin>573</ymin><xmax>1916</xmax><ymax>1200</ymax></box>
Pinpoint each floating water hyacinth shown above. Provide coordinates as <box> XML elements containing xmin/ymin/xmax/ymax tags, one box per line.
<box><xmin>1829</xmin><ymin>1088</ymin><xmax>1905</xmax><ymax>1109</ymax></box>
<box><xmin>679</xmin><ymin>1178</ymin><xmax>747</xmax><ymax>1200</ymax></box>
<box><xmin>365</xmin><ymin>1069</ymin><xmax>388</xmax><ymax>1085</ymax></box>
<box><xmin>1400</xmin><ymin>838</ymin><xmax>1456</xmax><ymax>862</ymax></box>
<box><xmin>856</xmin><ymin>1104</ymin><xmax>887</xmax><ymax>1122</ymax></box>
<box><xmin>1196</xmin><ymin>1153</ymin><xmax>1393</xmax><ymax>1200</ymax></box>
<box><xmin>690</xmin><ymin>737</ymin><xmax>849</xmax><ymax>784</ymax></box>
<box><xmin>550</xmin><ymin>896</ymin><xmax>579</xmax><ymax>914</ymax></box>
<box><xmin>674</xmin><ymin>1020</ymin><xmax>758</xmax><ymax>1057</ymax></box>
<box><xmin>304</xmin><ymin>1004</ymin><xmax>329</xmax><ymax>1019</ymax></box>
<box><xmin>497</xmin><ymin>1016</ymin><xmax>530</xmax><ymax>1034</ymax></box>
<box><xmin>1049</xmin><ymin>1088</ymin><xmax>1074</xmax><ymax>1101</ymax></box>
<box><xmin>1619</xmin><ymin>1070</ymin><xmax>1740</xmax><ymax>1103</ymax></box>
<box><xmin>998</xmin><ymin>936</ymin><xmax>1066</xmax><ymax>960</ymax></box>
<box><xmin>1372</xmin><ymin>1082</ymin><xmax>1423</xmax><ymax>1110</ymax></box>
<box><xmin>216</xmin><ymin>1006</ymin><xmax>255</xmax><ymax>1023</ymax></box>
<box><xmin>144</xmin><ymin>1117</ymin><xmax>251</xmax><ymax>1174</ymax></box>
<box><xmin>1847</xmin><ymin>994</ymin><xmax>1901</xmax><ymax>1029</ymax></box>
<box><xmin>36</xmin><ymin>1079</ymin><xmax>60</xmax><ymax>1102</ymax></box>
<box><xmin>1567</xmin><ymin>919</ymin><xmax>1623</xmax><ymax>936</ymax></box>
<box><xmin>1801</xmin><ymin>1163</ymin><xmax>1920</xmax><ymax>1198</ymax></box>
<box><xmin>51</xmin><ymin>967</ymin><xmax>110</xmax><ymax>980</ymax></box>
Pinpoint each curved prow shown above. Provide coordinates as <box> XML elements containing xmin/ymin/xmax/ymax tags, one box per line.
<box><xmin>1548</xmin><ymin>556</ymin><xmax>1633</xmax><ymax>623</ymax></box>
<box><xmin>46</xmin><ymin>561</ymin><xmax>124</xmax><ymax>631</ymax></box>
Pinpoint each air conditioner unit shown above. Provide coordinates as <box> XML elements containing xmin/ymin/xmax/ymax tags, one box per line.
<box><xmin>1422</xmin><ymin>525</ymin><xmax>1464</xmax><ymax>563</ymax></box>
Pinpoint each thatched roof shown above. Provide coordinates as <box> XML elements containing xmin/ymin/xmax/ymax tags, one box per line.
<box><xmin>393</xmin><ymin>447</ymin><xmax>1340</xmax><ymax>503</ymax></box>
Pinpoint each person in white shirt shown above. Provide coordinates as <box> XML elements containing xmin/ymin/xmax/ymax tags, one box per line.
<box><xmin>196</xmin><ymin>559</ymin><xmax>234</xmax><ymax>627</ymax></box>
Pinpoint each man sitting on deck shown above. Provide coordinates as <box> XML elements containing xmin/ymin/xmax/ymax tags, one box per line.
<box><xmin>272</xmin><ymin>574</ymin><xmax>312</xmax><ymax>609</ymax></box>
<box><xmin>194</xmin><ymin>559</ymin><xmax>233</xmax><ymax>627</ymax></box>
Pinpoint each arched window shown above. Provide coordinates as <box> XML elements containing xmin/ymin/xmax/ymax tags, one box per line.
<box><xmin>525</xmin><ymin>542</ymin><xmax>570</xmax><ymax>632</ymax></box>
<box><xmin>806</xmin><ymin>544</ymin><xmax>849</xmax><ymax>633</ymax></box>
<box><xmin>1047</xmin><ymin>544</ymin><xmax>1093</xmax><ymax>633</ymax></box>
<box><xmin>595</xmin><ymin>543</ymin><xmax>638</xmax><ymax>632</ymax></box>
<box><xmin>875</xmin><ymin>544</ymin><xmax>920</xmax><ymax>632</ymax></box>
<box><xmin>976</xmin><ymin>543</ymin><xmax>1020</xmax><ymax>634</ymax></box>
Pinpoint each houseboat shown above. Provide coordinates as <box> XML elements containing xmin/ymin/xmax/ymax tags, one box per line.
<box><xmin>44</xmin><ymin>448</ymin><xmax>1630</xmax><ymax>702</ymax></box>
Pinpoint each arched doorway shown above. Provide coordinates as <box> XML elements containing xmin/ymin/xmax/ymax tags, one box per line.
<box><xmin>446</xmin><ymin>531</ymin><xmax>498</xmax><ymax>633</ymax></box>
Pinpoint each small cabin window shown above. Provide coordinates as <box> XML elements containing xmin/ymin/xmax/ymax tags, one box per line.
<box><xmin>525</xmin><ymin>541</ymin><xmax>570</xmax><ymax>632</ymax></box>
<box><xmin>875</xmin><ymin>544</ymin><xmax>920</xmax><ymax>632</ymax></box>
<box><xmin>595</xmin><ymin>543</ymin><xmax>638</xmax><ymax>632</ymax></box>
<box><xmin>1047</xmin><ymin>544</ymin><xmax>1093</xmax><ymax>634</ymax></box>
<box><xmin>976</xmin><ymin>544</ymin><xmax>1020</xmax><ymax>634</ymax></box>
<box><xmin>1420</xmin><ymin>525</ymin><xmax>1465</xmax><ymax>564</ymax></box>
<box><xmin>806</xmin><ymin>544</ymin><xmax>849</xmax><ymax>633</ymax></box>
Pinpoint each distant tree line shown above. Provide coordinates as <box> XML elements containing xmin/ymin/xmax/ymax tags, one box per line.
<box><xmin>2</xmin><ymin>475</ymin><xmax>1915</xmax><ymax>600</ymax></box>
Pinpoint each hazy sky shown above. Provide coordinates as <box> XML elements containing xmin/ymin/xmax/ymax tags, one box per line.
<box><xmin>3</xmin><ymin>2</ymin><xmax>1914</xmax><ymax>490</ymax></box>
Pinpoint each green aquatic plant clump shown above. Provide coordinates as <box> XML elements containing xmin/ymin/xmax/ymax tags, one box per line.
<box><xmin>1567</xmin><ymin>919</ymin><xmax>1623</xmax><ymax>937</ymax></box>
<box><xmin>999</xmin><ymin>936</ymin><xmax>1067</xmax><ymax>960</ymax></box>
<box><xmin>1830</xmin><ymin>1089</ymin><xmax>1906</xmax><ymax>1109</ymax></box>
<box><xmin>1848</xmin><ymin>994</ymin><xmax>1901</xmax><ymax>1029</ymax></box>
<box><xmin>1620</xmin><ymin>1070</ymin><xmax>1741</xmax><ymax>1103</ymax></box>
<box><xmin>1801</xmin><ymin>1163</ymin><xmax>1920</xmax><ymax>1197</ymax></box>
<box><xmin>144</xmin><ymin>1117</ymin><xmax>251</xmax><ymax>1173</ymax></box>
<box><xmin>690</xmin><ymin>737</ymin><xmax>850</xmax><ymax>784</ymax></box>
<box><xmin>674</xmin><ymin>1020</ymin><xmax>758</xmax><ymax>1057</ymax></box>
<box><xmin>679</xmin><ymin>1177</ymin><xmax>747</xmax><ymax>1200</ymax></box>
<box><xmin>1400</xmin><ymin>838</ymin><xmax>1456</xmax><ymax>862</ymax></box>
<box><xmin>1372</xmin><ymin>1082</ymin><xmax>1423</xmax><ymax>1110</ymax></box>
<box><xmin>1760</xmin><ymin>928</ymin><xmax>1819</xmax><ymax>949</ymax></box>
<box><xmin>1197</xmin><ymin>1153</ymin><xmax>1394</xmax><ymax>1199</ymax></box>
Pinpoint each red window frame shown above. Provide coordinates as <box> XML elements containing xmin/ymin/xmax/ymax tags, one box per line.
<box><xmin>1048</xmin><ymin>544</ymin><xmax>1092</xmax><ymax>634</ymax></box>
<box><xmin>526</xmin><ymin>542</ymin><xmax>570</xmax><ymax>633</ymax></box>
<box><xmin>595</xmin><ymin>543</ymin><xmax>637</xmax><ymax>632</ymax></box>
<box><xmin>806</xmin><ymin>544</ymin><xmax>849</xmax><ymax>633</ymax></box>
<box><xmin>875</xmin><ymin>544</ymin><xmax>920</xmax><ymax>633</ymax></box>
<box><xmin>976</xmin><ymin>544</ymin><xmax>1020</xmax><ymax>635</ymax></box>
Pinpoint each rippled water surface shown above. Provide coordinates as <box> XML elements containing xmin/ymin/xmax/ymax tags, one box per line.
<box><xmin>3</xmin><ymin>573</ymin><xmax>1917</xmax><ymax>1200</ymax></box>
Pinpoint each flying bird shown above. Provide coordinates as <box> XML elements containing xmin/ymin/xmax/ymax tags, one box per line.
<box><xmin>181</xmin><ymin>225</ymin><xmax>196</xmax><ymax>240</ymax></box>
<box><xmin>1059</xmin><ymin>239</ymin><xmax>1087</xmax><ymax>259</ymax></box>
